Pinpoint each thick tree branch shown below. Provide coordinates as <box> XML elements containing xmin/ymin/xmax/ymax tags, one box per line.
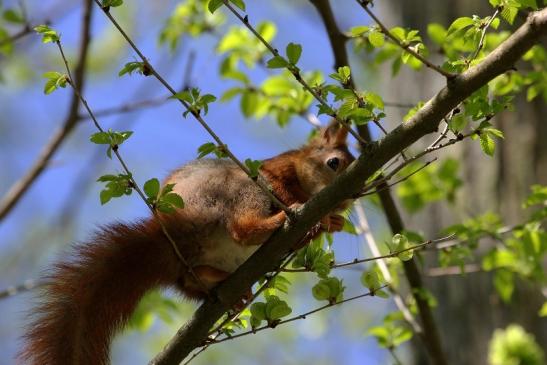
<box><xmin>150</xmin><ymin>8</ymin><xmax>547</xmax><ymax>365</ymax></box>
<box><xmin>0</xmin><ymin>0</ymin><xmax>93</xmax><ymax>222</ymax></box>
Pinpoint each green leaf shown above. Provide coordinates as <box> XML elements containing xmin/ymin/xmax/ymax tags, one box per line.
<box><xmin>539</xmin><ymin>302</ymin><xmax>547</xmax><ymax>317</ymax></box>
<box><xmin>361</xmin><ymin>270</ymin><xmax>382</xmax><ymax>291</ymax></box>
<box><xmin>330</xmin><ymin>66</ymin><xmax>351</xmax><ymax>84</ymax></box>
<box><xmin>479</xmin><ymin>133</ymin><xmax>496</xmax><ymax>156</ymax></box>
<box><xmin>365</xmin><ymin>92</ymin><xmax>384</xmax><ymax>110</ymax></box>
<box><xmin>97</xmin><ymin>173</ymin><xmax>133</xmax><ymax>204</ymax></box>
<box><xmin>368</xmin><ymin>325</ymin><xmax>391</xmax><ymax>348</ymax></box>
<box><xmin>524</xmin><ymin>185</ymin><xmax>547</xmax><ymax>208</ymax></box>
<box><xmin>389</xmin><ymin>27</ymin><xmax>406</xmax><ymax>41</ymax></box>
<box><xmin>368</xmin><ymin>30</ymin><xmax>385</xmax><ymax>47</ymax></box>
<box><xmin>447</xmin><ymin>17</ymin><xmax>474</xmax><ymax>35</ymax></box>
<box><xmin>350</xmin><ymin>25</ymin><xmax>369</xmax><ymax>37</ymax></box>
<box><xmin>110</xmin><ymin>131</ymin><xmax>133</xmax><ymax>145</ymax></box>
<box><xmin>200</xmin><ymin>94</ymin><xmax>217</xmax><ymax>104</ymax></box>
<box><xmin>312</xmin><ymin>277</ymin><xmax>344</xmax><ymax>303</ymax></box>
<box><xmin>241</xmin><ymin>91</ymin><xmax>259</xmax><ymax>117</ymax></box>
<box><xmin>517</xmin><ymin>0</ymin><xmax>537</xmax><ymax>8</ymax></box>
<box><xmin>427</xmin><ymin>23</ymin><xmax>447</xmax><ymax>45</ymax></box>
<box><xmin>170</xmin><ymin>91</ymin><xmax>193</xmax><ymax>103</ymax></box>
<box><xmin>391</xmin><ymin>233</ymin><xmax>414</xmax><ymax>261</ymax></box>
<box><xmin>493</xmin><ymin>269</ymin><xmax>514</xmax><ymax>302</ymax></box>
<box><xmin>229</xmin><ymin>0</ymin><xmax>246</xmax><ymax>11</ymax></box>
<box><xmin>375</xmin><ymin>289</ymin><xmax>390</xmax><ymax>299</ymax></box>
<box><xmin>90</xmin><ymin>132</ymin><xmax>111</xmax><ymax>144</ymax></box>
<box><xmin>257</xmin><ymin>21</ymin><xmax>277</xmax><ymax>43</ymax></box>
<box><xmin>161</xmin><ymin>193</ymin><xmax>184</xmax><ymax>208</ymax></box>
<box><xmin>42</xmin><ymin>71</ymin><xmax>68</xmax><ymax>94</ymax></box>
<box><xmin>3</xmin><ymin>9</ymin><xmax>25</xmax><ymax>24</ymax></box>
<box><xmin>244</xmin><ymin>158</ymin><xmax>262</xmax><ymax>178</ymax></box>
<box><xmin>118</xmin><ymin>61</ymin><xmax>145</xmax><ymax>77</ymax></box>
<box><xmin>392</xmin><ymin>326</ymin><xmax>413</xmax><ymax>346</ymax></box>
<box><xmin>501</xmin><ymin>5</ymin><xmax>518</xmax><ymax>25</ymax></box>
<box><xmin>197</xmin><ymin>93</ymin><xmax>217</xmax><ymax>115</ymax></box>
<box><xmin>34</xmin><ymin>25</ymin><xmax>60</xmax><ymax>43</ymax></box>
<box><xmin>100</xmin><ymin>190</ymin><xmax>112</xmax><ymax>205</ymax></box>
<box><xmin>286</xmin><ymin>42</ymin><xmax>302</xmax><ymax>65</ymax></box>
<box><xmin>102</xmin><ymin>0</ymin><xmax>123</xmax><ymax>7</ymax></box>
<box><xmin>250</xmin><ymin>302</ymin><xmax>266</xmax><ymax>321</ymax></box>
<box><xmin>144</xmin><ymin>178</ymin><xmax>160</xmax><ymax>199</ymax></box>
<box><xmin>43</xmin><ymin>79</ymin><xmax>58</xmax><ymax>95</ymax></box>
<box><xmin>208</xmin><ymin>0</ymin><xmax>223</xmax><ymax>13</ymax></box>
<box><xmin>221</xmin><ymin>87</ymin><xmax>244</xmax><ymax>102</ymax></box>
<box><xmin>488</xmin><ymin>324</ymin><xmax>545</xmax><ymax>365</ymax></box>
<box><xmin>267</xmin><ymin>301</ymin><xmax>291</xmax><ymax>320</ymax></box>
<box><xmin>197</xmin><ymin>142</ymin><xmax>217</xmax><ymax>159</ymax></box>
<box><xmin>266</xmin><ymin>56</ymin><xmax>288</xmax><ymax>69</ymax></box>
<box><xmin>312</xmin><ymin>280</ymin><xmax>331</xmax><ymax>301</ymax></box>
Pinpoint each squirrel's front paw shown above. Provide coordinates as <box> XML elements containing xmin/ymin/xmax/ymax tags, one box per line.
<box><xmin>231</xmin><ymin>288</ymin><xmax>253</xmax><ymax>312</ymax></box>
<box><xmin>321</xmin><ymin>214</ymin><xmax>345</xmax><ymax>233</ymax></box>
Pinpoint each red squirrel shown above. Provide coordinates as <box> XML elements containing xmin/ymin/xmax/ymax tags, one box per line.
<box><xmin>20</xmin><ymin>123</ymin><xmax>354</xmax><ymax>365</ymax></box>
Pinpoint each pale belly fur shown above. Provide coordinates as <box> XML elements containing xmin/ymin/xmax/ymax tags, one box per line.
<box><xmin>198</xmin><ymin>233</ymin><xmax>260</xmax><ymax>273</ymax></box>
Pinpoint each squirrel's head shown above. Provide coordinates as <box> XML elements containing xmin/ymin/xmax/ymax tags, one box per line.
<box><xmin>296</xmin><ymin>122</ymin><xmax>355</xmax><ymax>196</ymax></box>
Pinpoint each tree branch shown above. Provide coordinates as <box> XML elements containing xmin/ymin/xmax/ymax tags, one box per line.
<box><xmin>149</xmin><ymin>8</ymin><xmax>547</xmax><ymax>365</ymax></box>
<box><xmin>0</xmin><ymin>0</ymin><xmax>93</xmax><ymax>222</ymax></box>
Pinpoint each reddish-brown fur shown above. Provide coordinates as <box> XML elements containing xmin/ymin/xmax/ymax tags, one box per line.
<box><xmin>19</xmin><ymin>123</ymin><xmax>353</xmax><ymax>365</ymax></box>
<box><xmin>20</xmin><ymin>220</ymin><xmax>182</xmax><ymax>365</ymax></box>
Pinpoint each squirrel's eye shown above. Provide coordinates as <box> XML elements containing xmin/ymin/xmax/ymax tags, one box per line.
<box><xmin>326</xmin><ymin>157</ymin><xmax>340</xmax><ymax>171</ymax></box>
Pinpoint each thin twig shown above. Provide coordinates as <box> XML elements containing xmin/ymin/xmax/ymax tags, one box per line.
<box><xmin>358</xmin><ymin>158</ymin><xmax>436</xmax><ymax>198</ymax></box>
<box><xmin>358</xmin><ymin>125</ymin><xmax>482</xmax><ymax>198</ymax></box>
<box><xmin>282</xmin><ymin>233</ymin><xmax>455</xmax><ymax>272</ymax></box>
<box><xmin>207</xmin><ymin>286</ymin><xmax>386</xmax><ymax>345</ymax></box>
<box><xmin>92</xmin><ymin>0</ymin><xmax>290</xmax><ymax>214</ymax></box>
<box><xmin>434</xmin><ymin>224</ymin><xmax>519</xmax><ymax>250</ymax></box>
<box><xmin>356</xmin><ymin>0</ymin><xmax>455</xmax><ymax>79</ymax></box>
<box><xmin>0</xmin><ymin>279</ymin><xmax>44</xmax><ymax>300</ymax></box>
<box><xmin>427</xmin><ymin>119</ymin><xmax>450</xmax><ymax>150</ymax></box>
<box><xmin>389</xmin><ymin>348</ymin><xmax>404</xmax><ymax>365</ymax></box>
<box><xmin>470</xmin><ymin>8</ymin><xmax>501</xmax><ymax>62</ymax></box>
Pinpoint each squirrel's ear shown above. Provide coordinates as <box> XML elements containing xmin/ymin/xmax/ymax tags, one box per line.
<box><xmin>322</xmin><ymin>120</ymin><xmax>349</xmax><ymax>145</ymax></box>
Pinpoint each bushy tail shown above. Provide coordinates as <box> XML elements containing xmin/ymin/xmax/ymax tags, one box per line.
<box><xmin>20</xmin><ymin>220</ymin><xmax>181</xmax><ymax>365</ymax></box>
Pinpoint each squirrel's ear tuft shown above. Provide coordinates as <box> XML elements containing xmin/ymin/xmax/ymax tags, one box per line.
<box><xmin>321</xmin><ymin>120</ymin><xmax>349</xmax><ymax>146</ymax></box>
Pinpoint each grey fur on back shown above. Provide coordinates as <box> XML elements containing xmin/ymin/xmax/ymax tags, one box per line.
<box><xmin>167</xmin><ymin>159</ymin><xmax>272</xmax><ymax>221</ymax></box>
